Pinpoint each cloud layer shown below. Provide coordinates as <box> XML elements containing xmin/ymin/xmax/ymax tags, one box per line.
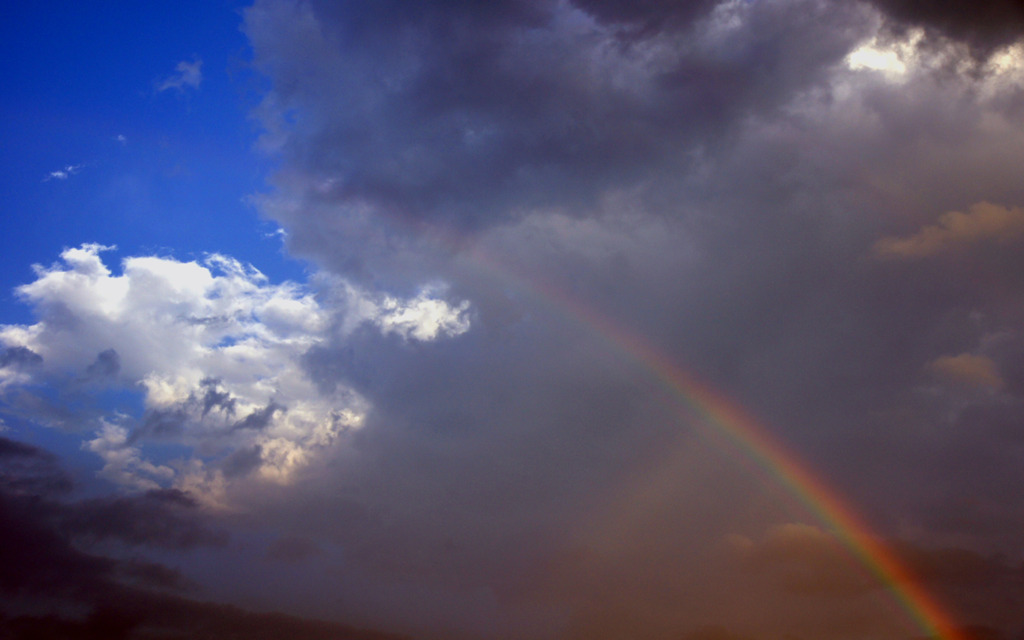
<box><xmin>235</xmin><ymin>0</ymin><xmax>1024</xmax><ymax>637</ymax></box>
<box><xmin>5</xmin><ymin>0</ymin><xmax>1024</xmax><ymax>638</ymax></box>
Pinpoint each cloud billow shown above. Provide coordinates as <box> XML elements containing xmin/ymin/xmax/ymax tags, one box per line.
<box><xmin>0</xmin><ymin>244</ymin><xmax>470</xmax><ymax>498</ymax></box>
<box><xmin>5</xmin><ymin>1</ymin><xmax>1024</xmax><ymax>638</ymax></box>
<box><xmin>245</xmin><ymin>0</ymin><xmax>868</xmax><ymax>282</ymax></box>
<box><xmin>229</xmin><ymin>0</ymin><xmax>1024</xmax><ymax>637</ymax></box>
<box><xmin>867</xmin><ymin>0</ymin><xmax>1024</xmax><ymax>58</ymax></box>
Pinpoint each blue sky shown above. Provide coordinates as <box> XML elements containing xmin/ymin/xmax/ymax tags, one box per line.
<box><xmin>2</xmin><ymin>2</ymin><xmax>1024</xmax><ymax>639</ymax></box>
<box><xmin>0</xmin><ymin>1</ymin><xmax>303</xmax><ymax>324</ymax></box>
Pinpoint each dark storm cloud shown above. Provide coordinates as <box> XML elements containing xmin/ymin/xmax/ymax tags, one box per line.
<box><xmin>868</xmin><ymin>0</ymin><xmax>1024</xmax><ymax>57</ymax></box>
<box><xmin>0</xmin><ymin>435</ymin><xmax>72</xmax><ymax>496</ymax></box>
<box><xmin>0</xmin><ymin>438</ymin><xmax>225</xmax><ymax>565</ymax></box>
<box><xmin>282</xmin><ymin>324</ymin><xmax>681</xmax><ymax>634</ymax></box>
<box><xmin>0</xmin><ymin>493</ymin><xmax>114</xmax><ymax>598</ymax></box>
<box><xmin>119</xmin><ymin>558</ymin><xmax>195</xmax><ymax>592</ymax></box>
<box><xmin>905</xmin><ymin>394</ymin><xmax>1024</xmax><ymax>556</ymax></box>
<box><xmin>732</xmin><ymin>526</ymin><xmax>1024</xmax><ymax>637</ymax></box>
<box><xmin>265</xmin><ymin>535</ymin><xmax>323</xmax><ymax>563</ymax></box>
<box><xmin>0</xmin><ymin>435</ymin><xmax>402</xmax><ymax>640</ymax></box>
<box><xmin>0</xmin><ymin>437</ymin><xmax>176</xmax><ymax>599</ymax></box>
<box><xmin>0</xmin><ymin>599</ymin><xmax>407</xmax><ymax>640</ymax></box>
<box><xmin>60</xmin><ymin>489</ymin><xmax>229</xmax><ymax>549</ymax></box>
<box><xmin>239</xmin><ymin>0</ymin><xmax>1024</xmax><ymax>637</ymax></box>
<box><xmin>246</xmin><ymin>0</ymin><xmax>866</xmax><ymax>281</ymax></box>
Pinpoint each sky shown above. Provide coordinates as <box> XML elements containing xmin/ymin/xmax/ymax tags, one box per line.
<box><xmin>1</xmin><ymin>1</ymin><xmax>1024</xmax><ymax>639</ymax></box>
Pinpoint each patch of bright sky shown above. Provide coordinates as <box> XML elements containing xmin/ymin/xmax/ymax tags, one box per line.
<box><xmin>0</xmin><ymin>1</ymin><xmax>304</xmax><ymax>326</ymax></box>
<box><xmin>846</xmin><ymin>24</ymin><xmax>1024</xmax><ymax>83</ymax></box>
<box><xmin>845</xmin><ymin>28</ymin><xmax>924</xmax><ymax>78</ymax></box>
<box><xmin>987</xmin><ymin>42</ymin><xmax>1024</xmax><ymax>75</ymax></box>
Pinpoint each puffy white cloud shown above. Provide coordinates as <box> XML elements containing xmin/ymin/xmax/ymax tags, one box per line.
<box><xmin>376</xmin><ymin>289</ymin><xmax>472</xmax><ymax>341</ymax></box>
<box><xmin>0</xmin><ymin>244</ymin><xmax>470</xmax><ymax>497</ymax></box>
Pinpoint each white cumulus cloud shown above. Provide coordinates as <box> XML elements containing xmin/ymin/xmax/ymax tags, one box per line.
<box><xmin>0</xmin><ymin>244</ymin><xmax>471</xmax><ymax>499</ymax></box>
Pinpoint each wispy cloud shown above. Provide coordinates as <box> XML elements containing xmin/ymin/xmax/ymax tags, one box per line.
<box><xmin>156</xmin><ymin>57</ymin><xmax>203</xmax><ymax>93</ymax></box>
<box><xmin>43</xmin><ymin>164</ymin><xmax>84</xmax><ymax>182</ymax></box>
<box><xmin>874</xmin><ymin>202</ymin><xmax>1024</xmax><ymax>258</ymax></box>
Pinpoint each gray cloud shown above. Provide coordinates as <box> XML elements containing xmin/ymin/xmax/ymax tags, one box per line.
<box><xmin>137</xmin><ymin>406</ymin><xmax>191</xmax><ymax>441</ymax></box>
<box><xmin>6</xmin><ymin>1</ymin><xmax>1024</xmax><ymax>638</ymax></box>
<box><xmin>85</xmin><ymin>348</ymin><xmax>121</xmax><ymax>379</ymax></box>
<box><xmin>221</xmin><ymin>444</ymin><xmax>264</xmax><ymax>478</ymax></box>
<box><xmin>868</xmin><ymin>0</ymin><xmax>1024</xmax><ymax>58</ymax></box>
<box><xmin>0</xmin><ymin>435</ymin><xmax>406</xmax><ymax>639</ymax></box>
<box><xmin>0</xmin><ymin>437</ymin><xmax>215</xmax><ymax>597</ymax></box>
<box><xmin>236</xmin><ymin>0</ymin><xmax>1024</xmax><ymax>637</ymax></box>
<box><xmin>0</xmin><ymin>345</ymin><xmax>42</xmax><ymax>369</ymax></box>
<box><xmin>246</xmin><ymin>0</ymin><xmax>867</xmax><ymax>283</ymax></box>
<box><xmin>60</xmin><ymin>488</ymin><xmax>229</xmax><ymax>550</ymax></box>
<box><xmin>199</xmin><ymin>377</ymin><xmax>236</xmax><ymax>417</ymax></box>
<box><xmin>230</xmin><ymin>401</ymin><xmax>284</xmax><ymax>432</ymax></box>
<box><xmin>264</xmin><ymin>534</ymin><xmax>322</xmax><ymax>563</ymax></box>
<box><xmin>0</xmin><ymin>435</ymin><xmax>72</xmax><ymax>497</ymax></box>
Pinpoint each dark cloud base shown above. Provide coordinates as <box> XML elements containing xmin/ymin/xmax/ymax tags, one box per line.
<box><xmin>868</xmin><ymin>0</ymin><xmax>1024</xmax><ymax>57</ymax></box>
<box><xmin>0</xmin><ymin>597</ymin><xmax>407</xmax><ymax>640</ymax></box>
<box><xmin>0</xmin><ymin>435</ymin><xmax>403</xmax><ymax>640</ymax></box>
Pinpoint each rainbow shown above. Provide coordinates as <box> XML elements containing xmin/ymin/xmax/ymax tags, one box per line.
<box><xmin>345</xmin><ymin>208</ymin><xmax>966</xmax><ymax>637</ymax></box>
<box><xmin>461</xmin><ymin>244</ymin><xmax>967</xmax><ymax>640</ymax></box>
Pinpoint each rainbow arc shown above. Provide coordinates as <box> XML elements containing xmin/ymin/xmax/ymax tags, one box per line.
<box><xmin>464</xmin><ymin>244</ymin><xmax>966</xmax><ymax>640</ymax></box>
